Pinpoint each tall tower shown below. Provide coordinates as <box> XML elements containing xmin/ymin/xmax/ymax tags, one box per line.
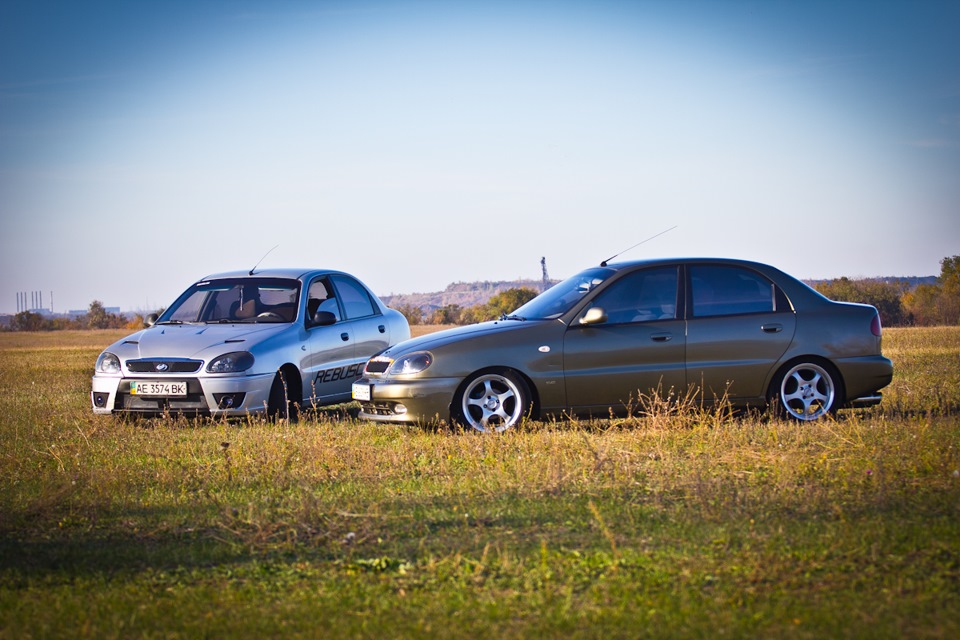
<box><xmin>540</xmin><ymin>257</ymin><xmax>549</xmax><ymax>292</ymax></box>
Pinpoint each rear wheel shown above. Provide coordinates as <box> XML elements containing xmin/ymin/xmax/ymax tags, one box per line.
<box><xmin>452</xmin><ymin>369</ymin><xmax>530</xmax><ymax>433</ymax></box>
<box><xmin>770</xmin><ymin>360</ymin><xmax>842</xmax><ymax>421</ymax></box>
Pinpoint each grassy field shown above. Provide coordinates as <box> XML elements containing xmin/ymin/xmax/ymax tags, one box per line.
<box><xmin>1</xmin><ymin>327</ymin><xmax>958</xmax><ymax>638</ymax></box>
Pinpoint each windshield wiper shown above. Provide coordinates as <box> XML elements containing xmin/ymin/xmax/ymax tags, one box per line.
<box><xmin>499</xmin><ymin>313</ymin><xmax>526</xmax><ymax>321</ymax></box>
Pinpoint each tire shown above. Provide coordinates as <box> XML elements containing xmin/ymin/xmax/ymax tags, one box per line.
<box><xmin>267</xmin><ymin>369</ymin><xmax>299</xmax><ymax>423</ymax></box>
<box><xmin>770</xmin><ymin>360</ymin><xmax>842</xmax><ymax>422</ymax></box>
<box><xmin>452</xmin><ymin>369</ymin><xmax>531</xmax><ymax>433</ymax></box>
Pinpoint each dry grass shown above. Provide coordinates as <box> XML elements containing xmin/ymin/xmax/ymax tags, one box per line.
<box><xmin>0</xmin><ymin>326</ymin><xmax>958</xmax><ymax>638</ymax></box>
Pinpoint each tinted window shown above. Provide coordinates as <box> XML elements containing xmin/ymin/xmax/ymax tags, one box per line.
<box><xmin>690</xmin><ymin>265</ymin><xmax>776</xmax><ymax>317</ymax></box>
<box><xmin>589</xmin><ymin>267</ymin><xmax>678</xmax><ymax>324</ymax></box>
<box><xmin>331</xmin><ymin>275</ymin><xmax>377</xmax><ymax>319</ymax></box>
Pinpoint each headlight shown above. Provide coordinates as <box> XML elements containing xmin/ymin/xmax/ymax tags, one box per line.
<box><xmin>388</xmin><ymin>351</ymin><xmax>433</xmax><ymax>375</ymax></box>
<box><xmin>95</xmin><ymin>352</ymin><xmax>121</xmax><ymax>374</ymax></box>
<box><xmin>206</xmin><ymin>351</ymin><xmax>255</xmax><ymax>373</ymax></box>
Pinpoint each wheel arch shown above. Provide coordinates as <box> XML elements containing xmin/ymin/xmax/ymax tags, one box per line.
<box><xmin>267</xmin><ymin>363</ymin><xmax>303</xmax><ymax>420</ymax></box>
<box><xmin>277</xmin><ymin>362</ymin><xmax>303</xmax><ymax>404</ymax></box>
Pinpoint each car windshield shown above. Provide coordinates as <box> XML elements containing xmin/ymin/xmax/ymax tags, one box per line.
<box><xmin>157</xmin><ymin>278</ymin><xmax>301</xmax><ymax>324</ymax></box>
<box><xmin>510</xmin><ymin>267</ymin><xmax>615</xmax><ymax>320</ymax></box>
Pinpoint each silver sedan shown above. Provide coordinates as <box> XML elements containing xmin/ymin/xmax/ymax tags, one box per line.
<box><xmin>92</xmin><ymin>268</ymin><xmax>409</xmax><ymax>418</ymax></box>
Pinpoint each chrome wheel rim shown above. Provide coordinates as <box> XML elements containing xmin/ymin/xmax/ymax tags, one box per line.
<box><xmin>461</xmin><ymin>374</ymin><xmax>523</xmax><ymax>432</ymax></box>
<box><xmin>780</xmin><ymin>363</ymin><xmax>835</xmax><ymax>421</ymax></box>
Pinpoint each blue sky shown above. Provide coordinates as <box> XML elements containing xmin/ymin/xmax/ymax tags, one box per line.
<box><xmin>2</xmin><ymin>0</ymin><xmax>958</xmax><ymax>314</ymax></box>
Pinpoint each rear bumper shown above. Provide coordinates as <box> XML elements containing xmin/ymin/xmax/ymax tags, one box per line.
<box><xmin>834</xmin><ymin>355</ymin><xmax>893</xmax><ymax>403</ymax></box>
<box><xmin>844</xmin><ymin>392</ymin><xmax>884</xmax><ymax>408</ymax></box>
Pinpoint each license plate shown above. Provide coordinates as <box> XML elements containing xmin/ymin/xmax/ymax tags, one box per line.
<box><xmin>352</xmin><ymin>382</ymin><xmax>371</xmax><ymax>402</ymax></box>
<box><xmin>130</xmin><ymin>380</ymin><xmax>187</xmax><ymax>396</ymax></box>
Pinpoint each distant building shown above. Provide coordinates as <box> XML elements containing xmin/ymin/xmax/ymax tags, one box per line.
<box><xmin>66</xmin><ymin>307</ymin><xmax>122</xmax><ymax>318</ymax></box>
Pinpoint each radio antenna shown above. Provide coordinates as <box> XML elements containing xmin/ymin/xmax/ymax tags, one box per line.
<box><xmin>249</xmin><ymin>244</ymin><xmax>279</xmax><ymax>275</ymax></box>
<box><xmin>600</xmin><ymin>225</ymin><xmax>677</xmax><ymax>267</ymax></box>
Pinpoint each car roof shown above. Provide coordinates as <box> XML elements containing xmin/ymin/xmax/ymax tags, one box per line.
<box><xmin>198</xmin><ymin>268</ymin><xmax>348</xmax><ymax>281</ymax></box>
<box><xmin>602</xmin><ymin>257</ymin><xmax>775</xmax><ymax>271</ymax></box>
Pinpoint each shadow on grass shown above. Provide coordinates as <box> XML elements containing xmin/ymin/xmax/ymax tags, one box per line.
<box><xmin>0</xmin><ymin>508</ymin><xmax>257</xmax><ymax>582</ymax></box>
<box><xmin>0</xmin><ymin>490</ymin><xmax>604</xmax><ymax>583</ymax></box>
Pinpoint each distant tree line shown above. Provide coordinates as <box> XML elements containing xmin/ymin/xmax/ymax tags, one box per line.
<box><xmin>813</xmin><ymin>255</ymin><xmax>959</xmax><ymax>327</ymax></box>
<box><xmin>393</xmin><ymin>287</ymin><xmax>540</xmax><ymax>326</ymax></box>
<box><xmin>6</xmin><ymin>300</ymin><xmax>143</xmax><ymax>332</ymax></box>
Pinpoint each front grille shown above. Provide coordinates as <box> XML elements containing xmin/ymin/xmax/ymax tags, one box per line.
<box><xmin>119</xmin><ymin>394</ymin><xmax>210</xmax><ymax>413</ymax></box>
<box><xmin>127</xmin><ymin>359</ymin><xmax>203</xmax><ymax>373</ymax></box>
<box><xmin>117</xmin><ymin>379</ymin><xmax>209</xmax><ymax>414</ymax></box>
<box><xmin>359</xmin><ymin>401</ymin><xmax>397</xmax><ymax>416</ymax></box>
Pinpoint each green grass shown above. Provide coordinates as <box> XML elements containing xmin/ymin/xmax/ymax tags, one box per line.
<box><xmin>1</xmin><ymin>327</ymin><xmax>959</xmax><ymax>638</ymax></box>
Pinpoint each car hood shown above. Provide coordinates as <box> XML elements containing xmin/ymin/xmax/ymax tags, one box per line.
<box><xmin>108</xmin><ymin>323</ymin><xmax>289</xmax><ymax>360</ymax></box>
<box><xmin>380</xmin><ymin>319</ymin><xmax>555</xmax><ymax>357</ymax></box>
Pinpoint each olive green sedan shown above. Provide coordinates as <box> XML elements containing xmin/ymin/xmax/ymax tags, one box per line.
<box><xmin>353</xmin><ymin>258</ymin><xmax>893</xmax><ymax>432</ymax></box>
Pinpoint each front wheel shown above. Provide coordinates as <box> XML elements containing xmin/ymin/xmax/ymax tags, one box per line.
<box><xmin>267</xmin><ymin>370</ymin><xmax>299</xmax><ymax>423</ymax></box>
<box><xmin>452</xmin><ymin>369</ymin><xmax>530</xmax><ymax>433</ymax></box>
<box><xmin>770</xmin><ymin>361</ymin><xmax>842</xmax><ymax>421</ymax></box>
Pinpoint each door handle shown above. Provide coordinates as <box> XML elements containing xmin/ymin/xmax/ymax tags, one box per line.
<box><xmin>378</xmin><ymin>325</ymin><xmax>386</xmax><ymax>334</ymax></box>
<box><xmin>651</xmin><ymin>332</ymin><xmax>672</xmax><ymax>342</ymax></box>
<box><xmin>761</xmin><ymin>324</ymin><xmax>783</xmax><ymax>333</ymax></box>
<box><xmin>340</xmin><ymin>332</ymin><xmax>350</xmax><ymax>342</ymax></box>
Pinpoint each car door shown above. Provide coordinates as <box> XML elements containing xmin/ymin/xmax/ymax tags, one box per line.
<box><xmin>330</xmin><ymin>274</ymin><xmax>392</xmax><ymax>359</ymax></box>
<box><xmin>303</xmin><ymin>276</ymin><xmax>358</xmax><ymax>404</ymax></box>
<box><xmin>562</xmin><ymin>266</ymin><xmax>686</xmax><ymax>416</ymax></box>
<box><xmin>684</xmin><ymin>264</ymin><xmax>796</xmax><ymax>403</ymax></box>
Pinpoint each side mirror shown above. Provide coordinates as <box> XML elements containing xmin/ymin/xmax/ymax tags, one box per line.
<box><xmin>311</xmin><ymin>310</ymin><xmax>337</xmax><ymax>327</ymax></box>
<box><xmin>578</xmin><ymin>307</ymin><xmax>607</xmax><ymax>326</ymax></box>
<box><xmin>145</xmin><ymin>313</ymin><xmax>158</xmax><ymax>327</ymax></box>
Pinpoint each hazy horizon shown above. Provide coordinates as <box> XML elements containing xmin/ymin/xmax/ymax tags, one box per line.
<box><xmin>4</xmin><ymin>267</ymin><xmax>943</xmax><ymax>317</ymax></box>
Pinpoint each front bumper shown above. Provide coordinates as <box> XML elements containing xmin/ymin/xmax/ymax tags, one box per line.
<box><xmin>354</xmin><ymin>376</ymin><xmax>460</xmax><ymax>425</ymax></box>
<box><xmin>91</xmin><ymin>372</ymin><xmax>276</xmax><ymax>416</ymax></box>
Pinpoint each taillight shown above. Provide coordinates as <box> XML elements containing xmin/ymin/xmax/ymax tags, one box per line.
<box><xmin>870</xmin><ymin>314</ymin><xmax>882</xmax><ymax>337</ymax></box>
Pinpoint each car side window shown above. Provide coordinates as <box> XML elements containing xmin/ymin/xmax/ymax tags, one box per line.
<box><xmin>331</xmin><ymin>275</ymin><xmax>378</xmax><ymax>320</ymax></box>
<box><xmin>306</xmin><ymin>277</ymin><xmax>341</xmax><ymax>323</ymax></box>
<box><xmin>589</xmin><ymin>267</ymin><xmax>678</xmax><ymax>324</ymax></box>
<box><xmin>690</xmin><ymin>265</ymin><xmax>778</xmax><ymax>317</ymax></box>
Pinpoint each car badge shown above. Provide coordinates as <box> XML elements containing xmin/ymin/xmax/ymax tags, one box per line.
<box><xmin>155</xmin><ymin>363</ymin><xmax>169</xmax><ymax>372</ymax></box>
